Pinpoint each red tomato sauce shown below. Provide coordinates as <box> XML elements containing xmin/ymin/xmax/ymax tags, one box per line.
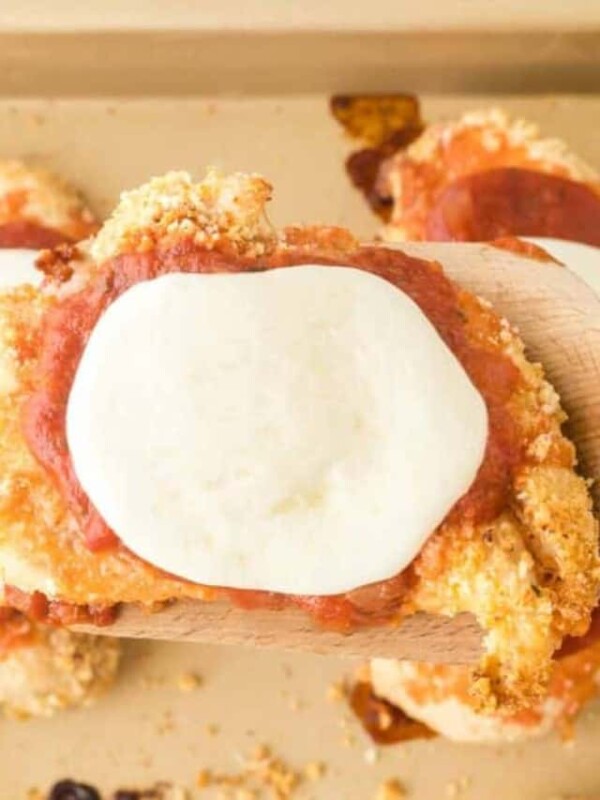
<box><xmin>24</xmin><ymin>241</ymin><xmax>530</xmax><ymax>628</ymax></box>
<box><xmin>491</xmin><ymin>236</ymin><xmax>562</xmax><ymax>263</ymax></box>
<box><xmin>0</xmin><ymin>220</ymin><xmax>69</xmax><ymax>249</ymax></box>
<box><xmin>426</xmin><ymin>168</ymin><xmax>600</xmax><ymax>246</ymax></box>
<box><xmin>4</xmin><ymin>585</ymin><xmax>116</xmax><ymax>628</ymax></box>
<box><xmin>0</xmin><ymin>607</ymin><xmax>36</xmax><ymax>656</ymax></box>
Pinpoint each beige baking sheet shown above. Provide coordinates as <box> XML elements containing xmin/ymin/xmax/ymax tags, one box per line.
<box><xmin>1</xmin><ymin>94</ymin><xmax>600</xmax><ymax>798</ymax></box>
<box><xmin>2</xmin><ymin>0</ymin><xmax>600</xmax><ymax>32</ymax></box>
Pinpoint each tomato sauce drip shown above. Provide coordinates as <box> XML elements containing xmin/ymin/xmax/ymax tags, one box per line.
<box><xmin>426</xmin><ymin>167</ymin><xmax>600</xmax><ymax>246</ymax></box>
<box><xmin>24</xmin><ymin>241</ymin><xmax>527</xmax><ymax>627</ymax></box>
<box><xmin>0</xmin><ymin>607</ymin><xmax>36</xmax><ymax>656</ymax></box>
<box><xmin>491</xmin><ymin>236</ymin><xmax>560</xmax><ymax>263</ymax></box>
<box><xmin>0</xmin><ymin>220</ymin><xmax>69</xmax><ymax>249</ymax></box>
<box><xmin>4</xmin><ymin>585</ymin><xmax>116</xmax><ymax>627</ymax></box>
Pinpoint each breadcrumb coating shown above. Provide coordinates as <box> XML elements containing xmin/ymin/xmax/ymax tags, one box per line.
<box><xmin>0</xmin><ymin>169</ymin><xmax>597</xmax><ymax>709</ymax></box>
<box><xmin>0</xmin><ymin>159</ymin><xmax>119</xmax><ymax>719</ymax></box>
<box><xmin>91</xmin><ymin>169</ymin><xmax>274</xmax><ymax>264</ymax></box>
<box><xmin>380</xmin><ymin>108</ymin><xmax>600</xmax><ymax>242</ymax></box>
<box><xmin>0</xmin><ymin>622</ymin><xmax>120</xmax><ymax>719</ymax></box>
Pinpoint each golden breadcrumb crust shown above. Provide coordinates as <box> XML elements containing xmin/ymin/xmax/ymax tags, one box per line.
<box><xmin>0</xmin><ymin>160</ymin><xmax>97</xmax><ymax>241</ymax></box>
<box><xmin>0</xmin><ymin>622</ymin><xmax>120</xmax><ymax>719</ymax></box>
<box><xmin>380</xmin><ymin>108</ymin><xmax>600</xmax><ymax>242</ymax></box>
<box><xmin>0</xmin><ymin>169</ymin><xmax>597</xmax><ymax>709</ymax></box>
<box><xmin>0</xmin><ymin>159</ymin><xmax>114</xmax><ymax>720</ymax></box>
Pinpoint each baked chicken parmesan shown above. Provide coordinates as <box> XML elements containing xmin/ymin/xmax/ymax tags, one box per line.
<box><xmin>0</xmin><ymin>160</ymin><xmax>119</xmax><ymax>718</ymax></box>
<box><xmin>363</xmin><ymin>613</ymin><xmax>600</xmax><ymax>744</ymax></box>
<box><xmin>376</xmin><ymin>109</ymin><xmax>600</xmax><ymax>244</ymax></box>
<box><xmin>0</xmin><ymin>169</ymin><xmax>597</xmax><ymax>710</ymax></box>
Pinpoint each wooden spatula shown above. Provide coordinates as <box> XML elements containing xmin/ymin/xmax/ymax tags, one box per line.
<box><xmin>73</xmin><ymin>241</ymin><xmax>600</xmax><ymax>664</ymax></box>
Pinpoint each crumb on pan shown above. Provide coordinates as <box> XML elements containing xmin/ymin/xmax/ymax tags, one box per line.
<box><xmin>196</xmin><ymin>744</ymin><xmax>324</xmax><ymax>799</ymax></box>
<box><xmin>375</xmin><ymin>778</ymin><xmax>407</xmax><ymax>800</ymax></box>
<box><xmin>326</xmin><ymin>680</ymin><xmax>347</xmax><ymax>704</ymax></box>
<box><xmin>177</xmin><ymin>671</ymin><xmax>203</xmax><ymax>692</ymax></box>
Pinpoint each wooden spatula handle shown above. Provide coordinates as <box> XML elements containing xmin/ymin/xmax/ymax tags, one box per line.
<box><xmin>74</xmin><ymin>602</ymin><xmax>482</xmax><ymax>663</ymax></box>
<box><xmin>400</xmin><ymin>242</ymin><xmax>600</xmax><ymax>505</ymax></box>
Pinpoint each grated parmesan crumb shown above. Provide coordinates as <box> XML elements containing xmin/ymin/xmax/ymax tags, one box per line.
<box><xmin>195</xmin><ymin>744</ymin><xmax>324</xmax><ymax>799</ymax></box>
<box><xmin>327</xmin><ymin>681</ymin><xmax>346</xmax><ymax>703</ymax></box>
<box><xmin>446</xmin><ymin>776</ymin><xmax>472</xmax><ymax>799</ymax></box>
<box><xmin>376</xmin><ymin>778</ymin><xmax>407</xmax><ymax>800</ymax></box>
<box><xmin>177</xmin><ymin>671</ymin><xmax>203</xmax><ymax>692</ymax></box>
<box><xmin>304</xmin><ymin>761</ymin><xmax>326</xmax><ymax>781</ymax></box>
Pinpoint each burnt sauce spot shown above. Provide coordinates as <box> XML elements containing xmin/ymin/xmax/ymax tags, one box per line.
<box><xmin>47</xmin><ymin>782</ymin><xmax>174</xmax><ymax>800</ymax></box>
<box><xmin>349</xmin><ymin>680</ymin><xmax>436</xmax><ymax>745</ymax></box>
<box><xmin>48</xmin><ymin>781</ymin><xmax>101</xmax><ymax>800</ymax></box>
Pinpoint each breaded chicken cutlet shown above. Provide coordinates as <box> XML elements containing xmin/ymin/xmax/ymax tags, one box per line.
<box><xmin>375</xmin><ymin>109</ymin><xmax>600</xmax><ymax>244</ymax></box>
<box><xmin>344</xmin><ymin>110</ymin><xmax>600</xmax><ymax>730</ymax></box>
<box><xmin>0</xmin><ymin>169</ymin><xmax>597</xmax><ymax>710</ymax></box>
<box><xmin>0</xmin><ymin>160</ymin><xmax>119</xmax><ymax>718</ymax></box>
<box><xmin>367</xmin><ymin>630</ymin><xmax>600</xmax><ymax>744</ymax></box>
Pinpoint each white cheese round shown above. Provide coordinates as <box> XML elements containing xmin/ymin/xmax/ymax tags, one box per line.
<box><xmin>0</xmin><ymin>249</ymin><xmax>41</xmax><ymax>288</ymax></box>
<box><xmin>66</xmin><ymin>266</ymin><xmax>488</xmax><ymax>595</ymax></box>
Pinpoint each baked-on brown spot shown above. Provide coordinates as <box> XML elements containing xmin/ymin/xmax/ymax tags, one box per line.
<box><xmin>330</xmin><ymin>95</ymin><xmax>423</xmax><ymax>149</ymax></box>
<box><xmin>349</xmin><ymin>680</ymin><xmax>435</xmax><ymax>744</ymax></box>
<box><xmin>330</xmin><ymin>94</ymin><xmax>424</xmax><ymax>220</ymax></box>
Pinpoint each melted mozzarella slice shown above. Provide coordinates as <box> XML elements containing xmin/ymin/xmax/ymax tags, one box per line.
<box><xmin>0</xmin><ymin>249</ymin><xmax>41</xmax><ymax>289</ymax></box>
<box><xmin>67</xmin><ymin>266</ymin><xmax>487</xmax><ymax>595</ymax></box>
